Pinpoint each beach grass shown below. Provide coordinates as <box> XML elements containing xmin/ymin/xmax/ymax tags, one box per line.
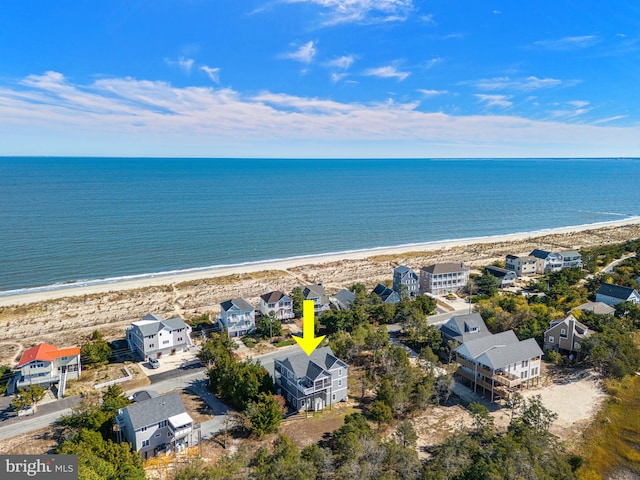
<box><xmin>577</xmin><ymin>375</ymin><xmax>640</xmax><ymax>479</ymax></box>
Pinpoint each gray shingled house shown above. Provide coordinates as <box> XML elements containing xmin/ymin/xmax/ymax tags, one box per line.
<box><xmin>393</xmin><ymin>265</ymin><xmax>419</xmax><ymax>297</ymax></box>
<box><xmin>115</xmin><ymin>391</ymin><xmax>196</xmax><ymax>459</ymax></box>
<box><xmin>372</xmin><ymin>283</ymin><xmax>401</xmax><ymax>304</ymax></box>
<box><xmin>595</xmin><ymin>283</ymin><xmax>640</xmax><ymax>306</ymax></box>
<box><xmin>440</xmin><ymin>312</ymin><xmax>491</xmax><ymax>345</ymax></box>
<box><xmin>543</xmin><ymin>314</ymin><xmax>592</xmax><ymax>354</ymax></box>
<box><xmin>126</xmin><ymin>314</ymin><xmax>192</xmax><ymax>361</ymax></box>
<box><xmin>302</xmin><ymin>284</ymin><xmax>331</xmax><ymax>313</ymax></box>
<box><xmin>330</xmin><ymin>289</ymin><xmax>356</xmax><ymax>310</ymax></box>
<box><xmin>484</xmin><ymin>265</ymin><xmax>517</xmax><ymax>288</ymax></box>
<box><xmin>274</xmin><ymin>347</ymin><xmax>348</xmax><ymax>412</ymax></box>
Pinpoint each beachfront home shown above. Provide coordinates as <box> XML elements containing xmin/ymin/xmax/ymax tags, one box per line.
<box><xmin>302</xmin><ymin>284</ymin><xmax>331</xmax><ymax>314</ymax></box>
<box><xmin>115</xmin><ymin>391</ymin><xmax>195</xmax><ymax>459</ymax></box>
<box><xmin>505</xmin><ymin>254</ymin><xmax>537</xmax><ymax>277</ymax></box>
<box><xmin>372</xmin><ymin>283</ymin><xmax>401</xmax><ymax>304</ymax></box>
<box><xmin>126</xmin><ymin>314</ymin><xmax>192</xmax><ymax>361</ymax></box>
<box><xmin>218</xmin><ymin>298</ymin><xmax>256</xmax><ymax>337</ymax></box>
<box><xmin>529</xmin><ymin>249</ymin><xmax>583</xmax><ymax>274</ymax></box>
<box><xmin>557</xmin><ymin>250</ymin><xmax>583</xmax><ymax>269</ymax></box>
<box><xmin>259</xmin><ymin>291</ymin><xmax>295</xmax><ymax>321</ymax></box>
<box><xmin>543</xmin><ymin>314</ymin><xmax>592</xmax><ymax>354</ymax></box>
<box><xmin>393</xmin><ymin>266</ymin><xmax>419</xmax><ymax>298</ymax></box>
<box><xmin>330</xmin><ymin>289</ymin><xmax>356</xmax><ymax>311</ymax></box>
<box><xmin>595</xmin><ymin>283</ymin><xmax>640</xmax><ymax>306</ymax></box>
<box><xmin>14</xmin><ymin>343</ymin><xmax>81</xmax><ymax>398</ymax></box>
<box><xmin>455</xmin><ymin>330</ymin><xmax>543</xmax><ymax>402</ymax></box>
<box><xmin>484</xmin><ymin>266</ymin><xmax>517</xmax><ymax>288</ymax></box>
<box><xmin>273</xmin><ymin>347</ymin><xmax>348</xmax><ymax>412</ymax></box>
<box><xmin>419</xmin><ymin>262</ymin><xmax>470</xmax><ymax>295</ymax></box>
<box><xmin>572</xmin><ymin>301</ymin><xmax>616</xmax><ymax>316</ymax></box>
<box><xmin>440</xmin><ymin>313</ymin><xmax>491</xmax><ymax>345</ymax></box>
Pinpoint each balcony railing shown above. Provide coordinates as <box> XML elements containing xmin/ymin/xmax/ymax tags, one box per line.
<box><xmin>169</xmin><ymin>426</ymin><xmax>192</xmax><ymax>439</ymax></box>
<box><xmin>456</xmin><ymin>356</ymin><xmax>522</xmax><ymax>387</ymax></box>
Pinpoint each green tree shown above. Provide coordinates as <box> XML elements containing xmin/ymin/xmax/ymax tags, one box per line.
<box><xmin>81</xmin><ymin>333</ymin><xmax>112</xmax><ymax>366</ymax></box>
<box><xmin>12</xmin><ymin>385</ymin><xmax>46</xmax><ymax>411</ymax></box>
<box><xmin>291</xmin><ymin>287</ymin><xmax>305</xmax><ymax>318</ymax></box>
<box><xmin>369</xmin><ymin>400</ymin><xmax>393</xmax><ymax>427</ymax></box>
<box><xmin>245</xmin><ymin>392</ymin><xmax>283</xmax><ymax>437</ymax></box>
<box><xmin>256</xmin><ymin>311</ymin><xmax>283</xmax><ymax>339</ymax></box>
<box><xmin>476</xmin><ymin>270</ymin><xmax>500</xmax><ymax>296</ymax></box>
<box><xmin>395</xmin><ymin>420</ymin><xmax>418</xmax><ymax>448</ymax></box>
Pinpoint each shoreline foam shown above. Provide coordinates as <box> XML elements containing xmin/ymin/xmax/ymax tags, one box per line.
<box><xmin>2</xmin><ymin>215</ymin><xmax>640</xmax><ymax>307</ymax></box>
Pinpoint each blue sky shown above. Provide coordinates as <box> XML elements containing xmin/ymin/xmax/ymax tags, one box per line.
<box><xmin>1</xmin><ymin>1</ymin><xmax>639</xmax><ymax>157</ymax></box>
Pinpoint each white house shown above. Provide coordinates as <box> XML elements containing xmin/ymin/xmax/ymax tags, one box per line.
<box><xmin>595</xmin><ymin>283</ymin><xmax>640</xmax><ymax>306</ymax></box>
<box><xmin>484</xmin><ymin>266</ymin><xmax>517</xmax><ymax>288</ymax></box>
<box><xmin>14</xmin><ymin>343</ymin><xmax>81</xmax><ymax>398</ymax></box>
<box><xmin>302</xmin><ymin>284</ymin><xmax>331</xmax><ymax>314</ymax></box>
<box><xmin>126</xmin><ymin>314</ymin><xmax>192</xmax><ymax>361</ymax></box>
<box><xmin>259</xmin><ymin>291</ymin><xmax>294</xmax><ymax>321</ymax></box>
<box><xmin>419</xmin><ymin>262</ymin><xmax>470</xmax><ymax>295</ymax></box>
<box><xmin>218</xmin><ymin>298</ymin><xmax>255</xmax><ymax>337</ymax></box>
<box><xmin>505</xmin><ymin>254</ymin><xmax>537</xmax><ymax>277</ymax></box>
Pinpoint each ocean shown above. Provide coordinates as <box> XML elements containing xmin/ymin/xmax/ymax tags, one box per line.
<box><xmin>1</xmin><ymin>157</ymin><xmax>639</xmax><ymax>294</ymax></box>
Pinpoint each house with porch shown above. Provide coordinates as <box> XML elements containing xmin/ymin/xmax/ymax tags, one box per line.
<box><xmin>455</xmin><ymin>330</ymin><xmax>543</xmax><ymax>402</ymax></box>
<box><xmin>218</xmin><ymin>298</ymin><xmax>256</xmax><ymax>337</ymax></box>
<box><xmin>543</xmin><ymin>314</ymin><xmax>592</xmax><ymax>354</ymax></box>
<box><xmin>126</xmin><ymin>314</ymin><xmax>192</xmax><ymax>361</ymax></box>
<box><xmin>419</xmin><ymin>262</ymin><xmax>470</xmax><ymax>295</ymax></box>
<box><xmin>595</xmin><ymin>283</ymin><xmax>640</xmax><ymax>306</ymax></box>
<box><xmin>259</xmin><ymin>291</ymin><xmax>294</xmax><ymax>321</ymax></box>
<box><xmin>393</xmin><ymin>265</ymin><xmax>419</xmax><ymax>297</ymax></box>
<box><xmin>14</xmin><ymin>343</ymin><xmax>81</xmax><ymax>398</ymax></box>
<box><xmin>505</xmin><ymin>254</ymin><xmax>537</xmax><ymax>277</ymax></box>
<box><xmin>115</xmin><ymin>391</ymin><xmax>195</xmax><ymax>459</ymax></box>
<box><xmin>440</xmin><ymin>312</ymin><xmax>491</xmax><ymax>345</ymax></box>
<box><xmin>274</xmin><ymin>347</ymin><xmax>348</xmax><ymax>412</ymax></box>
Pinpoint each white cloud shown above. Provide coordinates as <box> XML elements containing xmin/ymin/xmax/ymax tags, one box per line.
<box><xmin>327</xmin><ymin>55</ymin><xmax>354</xmax><ymax>69</ymax></box>
<box><xmin>282</xmin><ymin>0</ymin><xmax>414</xmax><ymax>25</ymax></box>
<box><xmin>200</xmin><ymin>66</ymin><xmax>221</xmax><ymax>83</ymax></box>
<box><xmin>282</xmin><ymin>41</ymin><xmax>317</xmax><ymax>64</ymax></box>
<box><xmin>591</xmin><ymin>115</ymin><xmax>628</xmax><ymax>125</ymax></box>
<box><xmin>417</xmin><ymin>89</ymin><xmax>448</xmax><ymax>96</ymax></box>
<box><xmin>421</xmin><ymin>14</ymin><xmax>437</xmax><ymax>25</ymax></box>
<box><xmin>466</xmin><ymin>76</ymin><xmax>566</xmax><ymax>91</ymax></box>
<box><xmin>424</xmin><ymin>57</ymin><xmax>442</xmax><ymax>70</ymax></box>
<box><xmin>330</xmin><ymin>72</ymin><xmax>348</xmax><ymax>83</ymax></box>
<box><xmin>2</xmin><ymin>71</ymin><xmax>639</xmax><ymax>158</ymax></box>
<box><xmin>165</xmin><ymin>56</ymin><xmax>194</xmax><ymax>73</ymax></box>
<box><xmin>364</xmin><ymin>66</ymin><xmax>410</xmax><ymax>81</ymax></box>
<box><xmin>475</xmin><ymin>94</ymin><xmax>513</xmax><ymax>108</ymax></box>
<box><xmin>532</xmin><ymin>35</ymin><xmax>599</xmax><ymax>50</ymax></box>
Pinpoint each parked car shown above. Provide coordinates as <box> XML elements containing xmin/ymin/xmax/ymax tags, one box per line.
<box><xmin>149</xmin><ymin>358</ymin><xmax>160</xmax><ymax>369</ymax></box>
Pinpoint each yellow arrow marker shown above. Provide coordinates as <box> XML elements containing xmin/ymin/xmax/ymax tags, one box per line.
<box><xmin>293</xmin><ymin>299</ymin><xmax>326</xmax><ymax>356</ymax></box>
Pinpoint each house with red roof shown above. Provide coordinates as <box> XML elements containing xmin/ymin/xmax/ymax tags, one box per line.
<box><xmin>15</xmin><ymin>343</ymin><xmax>81</xmax><ymax>398</ymax></box>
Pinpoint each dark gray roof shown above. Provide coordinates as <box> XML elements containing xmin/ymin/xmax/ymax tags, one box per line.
<box><xmin>133</xmin><ymin>314</ymin><xmax>188</xmax><ymax>336</ymax></box>
<box><xmin>478</xmin><ymin>338</ymin><xmax>543</xmax><ymax>370</ymax></box>
<box><xmin>131</xmin><ymin>390</ymin><xmax>159</xmax><ymax>403</ymax></box>
<box><xmin>332</xmin><ymin>289</ymin><xmax>356</xmax><ymax>310</ymax></box>
<box><xmin>276</xmin><ymin>347</ymin><xmax>347</xmax><ymax>381</ymax></box>
<box><xmin>394</xmin><ymin>265</ymin><xmax>417</xmax><ymax>278</ymax></box>
<box><xmin>485</xmin><ymin>265</ymin><xmax>514</xmax><ymax>278</ymax></box>
<box><xmin>596</xmin><ymin>283</ymin><xmax>638</xmax><ymax>300</ymax></box>
<box><xmin>372</xmin><ymin>284</ymin><xmax>400</xmax><ymax>303</ymax></box>
<box><xmin>221</xmin><ymin>297</ymin><xmax>254</xmax><ymax>312</ymax></box>
<box><xmin>303</xmin><ymin>284</ymin><xmax>329</xmax><ymax>304</ymax></box>
<box><xmin>120</xmin><ymin>391</ymin><xmax>188</xmax><ymax>431</ymax></box>
<box><xmin>573</xmin><ymin>301</ymin><xmax>615</xmax><ymax>315</ymax></box>
<box><xmin>557</xmin><ymin>250</ymin><xmax>581</xmax><ymax>258</ymax></box>
<box><xmin>457</xmin><ymin>330</ymin><xmax>518</xmax><ymax>358</ymax></box>
<box><xmin>529</xmin><ymin>249</ymin><xmax>552</xmax><ymax>259</ymax></box>
<box><xmin>440</xmin><ymin>313</ymin><xmax>491</xmax><ymax>344</ymax></box>
<box><xmin>260</xmin><ymin>291</ymin><xmax>288</xmax><ymax>304</ymax></box>
<box><xmin>422</xmin><ymin>262</ymin><xmax>469</xmax><ymax>275</ymax></box>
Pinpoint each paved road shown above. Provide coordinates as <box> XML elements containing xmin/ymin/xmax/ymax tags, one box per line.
<box><xmin>0</xmin><ymin>345</ymin><xmax>299</xmax><ymax>442</ymax></box>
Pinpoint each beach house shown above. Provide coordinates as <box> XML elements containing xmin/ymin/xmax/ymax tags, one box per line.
<box><xmin>126</xmin><ymin>314</ymin><xmax>192</xmax><ymax>361</ymax></box>
<box><xmin>302</xmin><ymin>284</ymin><xmax>331</xmax><ymax>314</ymax></box>
<box><xmin>484</xmin><ymin>266</ymin><xmax>517</xmax><ymax>288</ymax></box>
<box><xmin>571</xmin><ymin>301</ymin><xmax>615</xmax><ymax>316</ymax></box>
<box><xmin>454</xmin><ymin>330</ymin><xmax>543</xmax><ymax>402</ymax></box>
<box><xmin>372</xmin><ymin>283</ymin><xmax>401</xmax><ymax>304</ymax></box>
<box><xmin>330</xmin><ymin>289</ymin><xmax>356</xmax><ymax>310</ymax></box>
<box><xmin>393</xmin><ymin>265</ymin><xmax>419</xmax><ymax>298</ymax></box>
<box><xmin>529</xmin><ymin>249</ymin><xmax>563</xmax><ymax>274</ymax></box>
<box><xmin>419</xmin><ymin>262</ymin><xmax>470</xmax><ymax>295</ymax></box>
<box><xmin>259</xmin><ymin>291</ymin><xmax>295</xmax><ymax>321</ymax></box>
<box><xmin>273</xmin><ymin>347</ymin><xmax>348</xmax><ymax>412</ymax></box>
<box><xmin>543</xmin><ymin>314</ymin><xmax>592</xmax><ymax>354</ymax></box>
<box><xmin>218</xmin><ymin>298</ymin><xmax>256</xmax><ymax>337</ymax></box>
<box><xmin>115</xmin><ymin>391</ymin><xmax>195</xmax><ymax>459</ymax></box>
<box><xmin>14</xmin><ymin>343</ymin><xmax>81</xmax><ymax>398</ymax></box>
<box><xmin>595</xmin><ymin>283</ymin><xmax>640</xmax><ymax>306</ymax></box>
<box><xmin>440</xmin><ymin>313</ymin><xmax>491</xmax><ymax>345</ymax></box>
<box><xmin>505</xmin><ymin>254</ymin><xmax>537</xmax><ymax>277</ymax></box>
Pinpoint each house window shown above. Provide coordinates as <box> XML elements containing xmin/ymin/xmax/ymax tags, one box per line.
<box><xmin>338</xmin><ymin>379</ymin><xmax>342</xmax><ymax>387</ymax></box>
<box><xmin>142</xmin><ymin>440</ymin><xmax>150</xmax><ymax>447</ymax></box>
<box><xmin>149</xmin><ymin>344</ymin><xmax>154</xmax><ymax>348</ymax></box>
<box><xmin>548</xmin><ymin>336</ymin><xmax>554</xmax><ymax>343</ymax></box>
<box><xmin>301</xmin><ymin>399</ymin><xmax>305</xmax><ymax>406</ymax></box>
<box><xmin>521</xmin><ymin>360</ymin><xmax>528</xmax><ymax>367</ymax></box>
<box><xmin>521</xmin><ymin>371</ymin><xmax>528</xmax><ymax>379</ymax></box>
<box><xmin>159</xmin><ymin>420</ymin><xmax>167</xmax><ymax>428</ymax></box>
<box><xmin>141</xmin><ymin>426</ymin><xmax>148</xmax><ymax>432</ymax></box>
<box><xmin>332</xmin><ymin>394</ymin><xmax>336</xmax><ymax>401</ymax></box>
<box><xmin>154</xmin><ymin>433</ymin><xmax>160</xmax><ymax>438</ymax></box>
<box><xmin>163</xmin><ymin>340</ymin><xmax>170</xmax><ymax>345</ymax></box>
<box><xmin>560</xmin><ymin>328</ymin><xmax>567</xmax><ymax>338</ymax></box>
<box><xmin>338</xmin><ymin>369</ymin><xmax>342</xmax><ymax>376</ymax></box>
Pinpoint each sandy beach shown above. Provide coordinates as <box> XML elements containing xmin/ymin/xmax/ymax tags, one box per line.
<box><xmin>1</xmin><ymin>217</ymin><xmax>640</xmax><ymax>365</ymax></box>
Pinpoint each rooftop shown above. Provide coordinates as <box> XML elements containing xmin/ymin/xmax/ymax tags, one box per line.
<box><xmin>119</xmin><ymin>391</ymin><xmax>191</xmax><ymax>431</ymax></box>
<box><xmin>16</xmin><ymin>343</ymin><xmax>80</xmax><ymax>368</ymax></box>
